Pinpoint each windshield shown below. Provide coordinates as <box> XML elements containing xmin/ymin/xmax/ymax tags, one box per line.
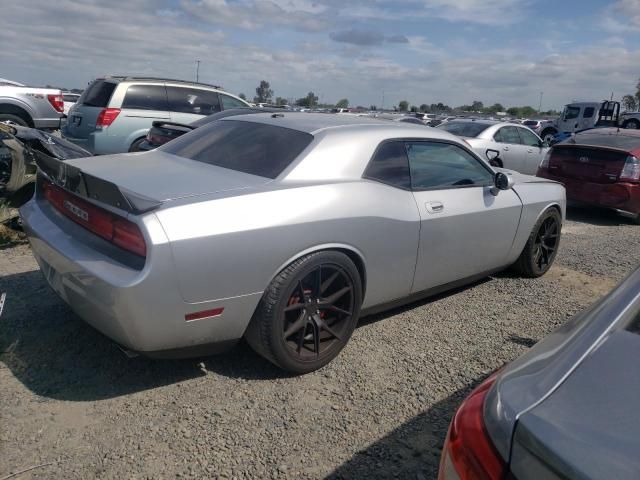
<box><xmin>563</xmin><ymin>106</ymin><xmax>580</xmax><ymax>120</ymax></box>
<box><xmin>161</xmin><ymin>119</ymin><xmax>313</xmax><ymax>179</ymax></box>
<box><xmin>437</xmin><ymin>122</ymin><xmax>491</xmax><ymax>138</ymax></box>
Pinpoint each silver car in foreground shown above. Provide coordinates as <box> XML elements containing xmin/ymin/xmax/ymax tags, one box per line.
<box><xmin>438</xmin><ymin>119</ymin><xmax>549</xmax><ymax>175</ymax></box>
<box><xmin>439</xmin><ymin>264</ymin><xmax>640</xmax><ymax>480</ymax></box>
<box><xmin>20</xmin><ymin>113</ymin><xmax>565</xmax><ymax>373</ymax></box>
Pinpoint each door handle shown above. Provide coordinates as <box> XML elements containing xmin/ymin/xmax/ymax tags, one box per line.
<box><xmin>425</xmin><ymin>201</ymin><xmax>444</xmax><ymax>214</ymax></box>
<box><xmin>527</xmin><ymin>149</ymin><xmax>533</xmax><ymax>153</ymax></box>
<box><xmin>503</xmin><ymin>146</ymin><xmax>510</xmax><ymax>151</ymax></box>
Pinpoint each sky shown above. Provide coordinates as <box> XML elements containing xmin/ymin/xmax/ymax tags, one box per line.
<box><xmin>2</xmin><ymin>0</ymin><xmax>640</xmax><ymax>110</ymax></box>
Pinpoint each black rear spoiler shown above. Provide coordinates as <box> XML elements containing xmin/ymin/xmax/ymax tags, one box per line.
<box><xmin>35</xmin><ymin>152</ymin><xmax>162</xmax><ymax>215</ymax></box>
<box><xmin>151</xmin><ymin>120</ymin><xmax>195</xmax><ymax>131</ymax></box>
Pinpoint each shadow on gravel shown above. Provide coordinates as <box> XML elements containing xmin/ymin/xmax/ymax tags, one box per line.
<box><xmin>566</xmin><ymin>206</ymin><xmax>637</xmax><ymax>226</ymax></box>
<box><xmin>0</xmin><ymin>271</ymin><xmax>290</xmax><ymax>402</ymax></box>
<box><xmin>326</xmin><ymin>376</ymin><xmax>488</xmax><ymax>480</ymax></box>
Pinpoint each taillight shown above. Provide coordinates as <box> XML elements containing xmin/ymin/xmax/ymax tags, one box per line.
<box><xmin>42</xmin><ymin>181</ymin><xmax>146</xmax><ymax>257</ymax></box>
<box><xmin>95</xmin><ymin>108</ymin><xmax>121</xmax><ymax>129</ymax></box>
<box><xmin>47</xmin><ymin>94</ymin><xmax>64</xmax><ymax>113</ymax></box>
<box><xmin>438</xmin><ymin>373</ymin><xmax>505</xmax><ymax>480</ymax></box>
<box><xmin>540</xmin><ymin>149</ymin><xmax>552</xmax><ymax>169</ymax></box>
<box><xmin>620</xmin><ymin>155</ymin><xmax>640</xmax><ymax>182</ymax></box>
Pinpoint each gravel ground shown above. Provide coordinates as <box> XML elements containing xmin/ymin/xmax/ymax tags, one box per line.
<box><xmin>1</xmin><ymin>206</ymin><xmax>638</xmax><ymax>480</ymax></box>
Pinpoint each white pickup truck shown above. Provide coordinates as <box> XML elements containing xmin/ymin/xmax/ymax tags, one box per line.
<box><xmin>0</xmin><ymin>81</ymin><xmax>64</xmax><ymax>130</ymax></box>
<box><xmin>532</xmin><ymin>101</ymin><xmax>622</xmax><ymax>142</ymax></box>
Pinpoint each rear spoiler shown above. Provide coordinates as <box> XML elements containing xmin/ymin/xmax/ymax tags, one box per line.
<box><xmin>151</xmin><ymin>120</ymin><xmax>195</xmax><ymax>131</ymax></box>
<box><xmin>35</xmin><ymin>152</ymin><xmax>162</xmax><ymax>215</ymax></box>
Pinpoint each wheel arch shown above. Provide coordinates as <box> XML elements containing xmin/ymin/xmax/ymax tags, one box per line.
<box><xmin>268</xmin><ymin>243</ymin><xmax>368</xmax><ymax>299</ymax></box>
<box><xmin>0</xmin><ymin>103</ymin><xmax>34</xmax><ymax>127</ymax></box>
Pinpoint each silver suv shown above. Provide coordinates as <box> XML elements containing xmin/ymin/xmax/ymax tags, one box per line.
<box><xmin>62</xmin><ymin>76</ymin><xmax>250</xmax><ymax>154</ymax></box>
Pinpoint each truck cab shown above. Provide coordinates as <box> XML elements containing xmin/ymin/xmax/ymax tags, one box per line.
<box><xmin>539</xmin><ymin>101</ymin><xmax>621</xmax><ymax>144</ymax></box>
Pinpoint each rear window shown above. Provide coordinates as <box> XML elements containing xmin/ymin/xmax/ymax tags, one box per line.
<box><xmin>161</xmin><ymin>120</ymin><xmax>313</xmax><ymax>179</ymax></box>
<box><xmin>438</xmin><ymin>122</ymin><xmax>491</xmax><ymax>138</ymax></box>
<box><xmin>80</xmin><ymin>80</ymin><xmax>116</xmax><ymax>107</ymax></box>
<box><xmin>523</xmin><ymin>120</ymin><xmax>538</xmax><ymax>126</ymax></box>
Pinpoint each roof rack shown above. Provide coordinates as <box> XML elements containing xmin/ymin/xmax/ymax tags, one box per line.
<box><xmin>106</xmin><ymin>76</ymin><xmax>223</xmax><ymax>90</ymax></box>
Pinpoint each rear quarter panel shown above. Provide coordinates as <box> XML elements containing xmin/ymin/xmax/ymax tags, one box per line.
<box><xmin>154</xmin><ymin>181</ymin><xmax>421</xmax><ymax>309</ymax></box>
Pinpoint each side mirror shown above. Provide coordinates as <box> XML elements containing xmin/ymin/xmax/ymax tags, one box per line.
<box><xmin>485</xmin><ymin>149</ymin><xmax>500</xmax><ymax>161</ymax></box>
<box><xmin>494</xmin><ymin>172</ymin><xmax>514</xmax><ymax>191</ymax></box>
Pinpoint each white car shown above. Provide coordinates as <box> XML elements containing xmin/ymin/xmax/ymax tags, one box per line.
<box><xmin>438</xmin><ymin>120</ymin><xmax>548</xmax><ymax>175</ymax></box>
<box><xmin>62</xmin><ymin>92</ymin><xmax>81</xmax><ymax>116</ymax></box>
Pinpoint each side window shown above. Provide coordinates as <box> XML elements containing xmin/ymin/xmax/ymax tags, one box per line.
<box><xmin>518</xmin><ymin>128</ymin><xmax>541</xmax><ymax>147</ymax></box>
<box><xmin>121</xmin><ymin>85</ymin><xmax>169</xmax><ymax>111</ymax></box>
<box><xmin>583</xmin><ymin>107</ymin><xmax>595</xmax><ymax>118</ymax></box>
<box><xmin>494</xmin><ymin>126</ymin><xmax>522</xmax><ymax>144</ymax></box>
<box><xmin>406</xmin><ymin>142</ymin><xmax>494</xmax><ymax>190</ymax></box>
<box><xmin>220</xmin><ymin>94</ymin><xmax>248</xmax><ymax>110</ymax></box>
<box><xmin>564</xmin><ymin>106</ymin><xmax>580</xmax><ymax>120</ymax></box>
<box><xmin>167</xmin><ymin>87</ymin><xmax>221</xmax><ymax>115</ymax></box>
<box><xmin>364</xmin><ymin>141</ymin><xmax>411</xmax><ymax>189</ymax></box>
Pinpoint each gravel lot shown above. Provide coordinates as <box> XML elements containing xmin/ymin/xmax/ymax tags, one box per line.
<box><xmin>1</xmin><ymin>206</ymin><xmax>638</xmax><ymax>479</ymax></box>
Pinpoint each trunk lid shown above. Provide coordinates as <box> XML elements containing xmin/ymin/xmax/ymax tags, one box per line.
<box><xmin>548</xmin><ymin>145</ymin><xmax>628</xmax><ymax>184</ymax></box>
<box><xmin>64</xmin><ymin>150</ymin><xmax>271</xmax><ymax>202</ymax></box>
<box><xmin>66</xmin><ymin>80</ymin><xmax>117</xmax><ymax>139</ymax></box>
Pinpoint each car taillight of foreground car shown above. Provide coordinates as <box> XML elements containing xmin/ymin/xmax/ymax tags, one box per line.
<box><xmin>42</xmin><ymin>181</ymin><xmax>146</xmax><ymax>257</ymax></box>
<box><xmin>438</xmin><ymin>373</ymin><xmax>507</xmax><ymax>480</ymax></box>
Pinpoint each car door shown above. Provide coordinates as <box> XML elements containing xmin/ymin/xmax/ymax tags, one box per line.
<box><xmin>579</xmin><ymin>106</ymin><xmax>595</xmax><ymax>130</ymax></box>
<box><xmin>406</xmin><ymin>141</ymin><xmax>522</xmax><ymax>293</ymax></box>
<box><xmin>517</xmin><ymin>127</ymin><xmax>547</xmax><ymax>175</ymax></box>
<box><xmin>167</xmin><ymin>86</ymin><xmax>221</xmax><ymax>124</ymax></box>
<box><xmin>493</xmin><ymin>126</ymin><xmax>527</xmax><ymax>172</ymax></box>
<box><xmin>557</xmin><ymin>105</ymin><xmax>581</xmax><ymax>133</ymax></box>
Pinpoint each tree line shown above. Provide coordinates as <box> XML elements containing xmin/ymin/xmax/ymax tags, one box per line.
<box><xmin>621</xmin><ymin>79</ymin><xmax>640</xmax><ymax>112</ymax></box>
<box><xmin>242</xmin><ymin>80</ymin><xmax>560</xmax><ymax>115</ymax></box>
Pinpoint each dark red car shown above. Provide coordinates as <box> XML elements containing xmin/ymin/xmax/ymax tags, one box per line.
<box><xmin>537</xmin><ymin>128</ymin><xmax>640</xmax><ymax>223</ymax></box>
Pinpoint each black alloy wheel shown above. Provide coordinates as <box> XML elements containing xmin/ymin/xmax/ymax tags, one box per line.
<box><xmin>245</xmin><ymin>251</ymin><xmax>362</xmax><ymax>373</ymax></box>
<box><xmin>512</xmin><ymin>208</ymin><xmax>562</xmax><ymax>277</ymax></box>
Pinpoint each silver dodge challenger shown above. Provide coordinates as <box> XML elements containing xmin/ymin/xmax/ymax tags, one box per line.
<box><xmin>20</xmin><ymin>113</ymin><xmax>566</xmax><ymax>373</ymax></box>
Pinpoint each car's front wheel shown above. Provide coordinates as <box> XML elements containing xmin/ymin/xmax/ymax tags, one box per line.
<box><xmin>511</xmin><ymin>208</ymin><xmax>562</xmax><ymax>277</ymax></box>
<box><xmin>623</xmin><ymin>119</ymin><xmax>640</xmax><ymax>129</ymax></box>
<box><xmin>245</xmin><ymin>251</ymin><xmax>362</xmax><ymax>373</ymax></box>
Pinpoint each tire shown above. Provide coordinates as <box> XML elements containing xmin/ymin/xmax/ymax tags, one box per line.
<box><xmin>623</xmin><ymin>119</ymin><xmax>640</xmax><ymax>130</ymax></box>
<box><xmin>128</xmin><ymin>137</ymin><xmax>146</xmax><ymax>152</ymax></box>
<box><xmin>511</xmin><ymin>208</ymin><xmax>562</xmax><ymax>278</ymax></box>
<box><xmin>245</xmin><ymin>251</ymin><xmax>363</xmax><ymax>373</ymax></box>
<box><xmin>540</xmin><ymin>129</ymin><xmax>556</xmax><ymax>144</ymax></box>
<box><xmin>0</xmin><ymin>114</ymin><xmax>28</xmax><ymax>127</ymax></box>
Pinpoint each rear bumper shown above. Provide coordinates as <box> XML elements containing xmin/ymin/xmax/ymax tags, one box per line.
<box><xmin>33</xmin><ymin>117</ymin><xmax>62</xmax><ymax>130</ymax></box>
<box><xmin>61</xmin><ymin>125</ymin><xmax>95</xmax><ymax>153</ymax></box>
<box><xmin>537</xmin><ymin>170</ymin><xmax>640</xmax><ymax>215</ymax></box>
<box><xmin>19</xmin><ymin>197</ymin><xmax>262</xmax><ymax>355</ymax></box>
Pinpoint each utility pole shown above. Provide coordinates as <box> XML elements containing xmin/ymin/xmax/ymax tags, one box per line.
<box><xmin>381</xmin><ymin>90</ymin><xmax>385</xmax><ymax>111</ymax></box>
<box><xmin>538</xmin><ymin>91</ymin><xmax>543</xmax><ymax>113</ymax></box>
<box><xmin>195</xmin><ymin>60</ymin><xmax>200</xmax><ymax>83</ymax></box>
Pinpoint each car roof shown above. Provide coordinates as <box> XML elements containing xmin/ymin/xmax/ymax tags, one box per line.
<box><xmin>101</xmin><ymin>76</ymin><xmax>223</xmax><ymax>90</ymax></box>
<box><xmin>446</xmin><ymin>119</ymin><xmax>500</xmax><ymax>126</ymax></box>
<box><xmin>221</xmin><ymin>112</ymin><xmax>395</xmax><ymax>134</ymax></box>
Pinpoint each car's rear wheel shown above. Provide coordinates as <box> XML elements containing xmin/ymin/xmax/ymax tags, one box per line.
<box><xmin>129</xmin><ymin>137</ymin><xmax>146</xmax><ymax>152</ymax></box>
<box><xmin>245</xmin><ymin>251</ymin><xmax>362</xmax><ymax>373</ymax></box>
<box><xmin>623</xmin><ymin>119</ymin><xmax>640</xmax><ymax>129</ymax></box>
<box><xmin>512</xmin><ymin>208</ymin><xmax>561</xmax><ymax>277</ymax></box>
<box><xmin>0</xmin><ymin>114</ymin><xmax>28</xmax><ymax>127</ymax></box>
<box><xmin>541</xmin><ymin>130</ymin><xmax>556</xmax><ymax>144</ymax></box>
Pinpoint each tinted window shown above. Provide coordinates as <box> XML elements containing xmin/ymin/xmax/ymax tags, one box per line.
<box><xmin>220</xmin><ymin>94</ymin><xmax>248</xmax><ymax>109</ymax></box>
<box><xmin>523</xmin><ymin>120</ymin><xmax>539</xmax><ymax>126</ymax></box>
<box><xmin>495</xmin><ymin>126</ymin><xmax>522</xmax><ymax>144</ymax></box>
<box><xmin>161</xmin><ymin>120</ymin><xmax>313</xmax><ymax>179</ymax></box>
<box><xmin>564</xmin><ymin>106</ymin><xmax>580</xmax><ymax>120</ymax></box>
<box><xmin>364</xmin><ymin>141</ymin><xmax>411</xmax><ymax>189</ymax></box>
<box><xmin>583</xmin><ymin>107</ymin><xmax>595</xmax><ymax>118</ymax></box>
<box><xmin>518</xmin><ymin>128</ymin><xmax>541</xmax><ymax>147</ymax></box>
<box><xmin>63</xmin><ymin>94</ymin><xmax>79</xmax><ymax>103</ymax></box>
<box><xmin>438</xmin><ymin>122</ymin><xmax>491</xmax><ymax>138</ymax></box>
<box><xmin>399</xmin><ymin>117</ymin><xmax>424</xmax><ymax>125</ymax></box>
<box><xmin>167</xmin><ymin>87</ymin><xmax>221</xmax><ymax>115</ymax></box>
<box><xmin>406</xmin><ymin>142</ymin><xmax>494</xmax><ymax>190</ymax></box>
<box><xmin>80</xmin><ymin>80</ymin><xmax>116</xmax><ymax>107</ymax></box>
<box><xmin>122</xmin><ymin>85</ymin><xmax>169</xmax><ymax>111</ymax></box>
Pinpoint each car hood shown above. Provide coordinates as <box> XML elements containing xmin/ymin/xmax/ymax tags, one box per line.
<box><xmin>511</xmin><ymin>330</ymin><xmax>640</xmax><ymax>480</ymax></box>
<box><xmin>64</xmin><ymin>151</ymin><xmax>271</xmax><ymax>202</ymax></box>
